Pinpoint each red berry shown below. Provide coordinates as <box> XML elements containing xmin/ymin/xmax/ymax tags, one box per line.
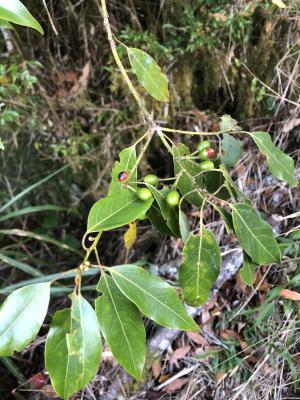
<box><xmin>199</xmin><ymin>148</ymin><xmax>215</xmax><ymax>160</ymax></box>
<box><xmin>206</xmin><ymin>148</ymin><xmax>215</xmax><ymax>159</ymax></box>
<box><xmin>118</xmin><ymin>171</ymin><xmax>129</xmax><ymax>182</ymax></box>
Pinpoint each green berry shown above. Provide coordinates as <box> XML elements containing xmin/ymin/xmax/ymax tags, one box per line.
<box><xmin>197</xmin><ymin>140</ymin><xmax>210</xmax><ymax>152</ymax></box>
<box><xmin>199</xmin><ymin>160</ymin><xmax>214</xmax><ymax>171</ymax></box>
<box><xmin>166</xmin><ymin>190</ymin><xmax>180</xmax><ymax>206</ymax></box>
<box><xmin>137</xmin><ymin>188</ymin><xmax>153</xmax><ymax>201</ymax></box>
<box><xmin>143</xmin><ymin>174</ymin><xmax>159</xmax><ymax>186</ymax></box>
<box><xmin>199</xmin><ymin>148</ymin><xmax>215</xmax><ymax>160</ymax></box>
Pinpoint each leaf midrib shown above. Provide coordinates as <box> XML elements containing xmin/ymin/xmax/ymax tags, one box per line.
<box><xmin>251</xmin><ymin>134</ymin><xmax>294</xmax><ymax>182</ymax></box>
<box><xmin>111</xmin><ymin>268</ymin><xmax>195</xmax><ymax>329</ymax></box>
<box><xmin>0</xmin><ymin>285</ymin><xmax>46</xmax><ymax>347</ymax></box>
<box><xmin>233</xmin><ymin>206</ymin><xmax>278</xmax><ymax>262</ymax></box>
<box><xmin>103</xmin><ymin>276</ymin><xmax>138</xmax><ymax>378</ymax></box>
<box><xmin>129</xmin><ymin>49</ymin><xmax>167</xmax><ymax>97</ymax></box>
<box><xmin>88</xmin><ymin>196</ymin><xmax>137</xmax><ymax>232</ymax></box>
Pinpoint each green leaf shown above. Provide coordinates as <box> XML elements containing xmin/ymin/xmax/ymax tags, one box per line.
<box><xmin>108</xmin><ymin>146</ymin><xmax>137</xmax><ymax>196</ymax></box>
<box><xmin>173</xmin><ymin>144</ymin><xmax>204</xmax><ymax>207</ymax></box>
<box><xmin>231</xmin><ymin>203</ymin><xmax>281</xmax><ymax>264</ymax></box>
<box><xmin>0</xmin><ymin>205</ymin><xmax>69</xmax><ymax>223</ymax></box>
<box><xmin>0</xmin><ymin>283</ymin><xmax>50</xmax><ymax>356</ymax></box>
<box><xmin>0</xmin><ymin>0</ymin><xmax>43</xmax><ymax>34</ymax></box>
<box><xmin>221</xmin><ymin>133</ymin><xmax>242</xmax><ymax>168</ymax></box>
<box><xmin>179</xmin><ymin>231</ymin><xmax>221</xmax><ymax>307</ymax></box>
<box><xmin>220</xmin><ymin>115</ymin><xmax>241</xmax><ymax>132</ymax></box>
<box><xmin>87</xmin><ymin>190</ymin><xmax>153</xmax><ymax>232</ymax></box>
<box><xmin>214</xmin><ymin>205</ymin><xmax>233</xmax><ymax>233</ymax></box>
<box><xmin>220</xmin><ymin>164</ymin><xmax>247</xmax><ymax>201</ymax></box>
<box><xmin>204</xmin><ymin>159</ymin><xmax>231</xmax><ymax>200</ymax></box>
<box><xmin>0</xmin><ymin>18</ymin><xmax>13</xmax><ymax>29</ymax></box>
<box><xmin>148</xmin><ymin>203</ymin><xmax>174</xmax><ymax>236</ymax></box>
<box><xmin>249</xmin><ymin>131</ymin><xmax>297</xmax><ymax>187</ymax></box>
<box><xmin>127</xmin><ymin>48</ymin><xmax>169</xmax><ymax>102</ymax></box>
<box><xmin>179</xmin><ymin>209</ymin><xmax>190</xmax><ymax>243</ymax></box>
<box><xmin>0</xmin><ymin>252</ymin><xmax>42</xmax><ymax>277</ymax></box>
<box><xmin>95</xmin><ymin>273</ymin><xmax>145</xmax><ymax>380</ymax></box>
<box><xmin>110</xmin><ymin>264</ymin><xmax>198</xmax><ymax>332</ymax></box>
<box><xmin>239</xmin><ymin>253</ymin><xmax>257</xmax><ymax>287</ymax></box>
<box><xmin>145</xmin><ymin>184</ymin><xmax>180</xmax><ymax>237</ymax></box>
<box><xmin>45</xmin><ymin>293</ymin><xmax>102</xmax><ymax>400</ymax></box>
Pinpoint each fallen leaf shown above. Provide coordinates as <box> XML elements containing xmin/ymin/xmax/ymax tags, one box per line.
<box><xmin>283</xmin><ymin>118</ymin><xmax>300</xmax><ymax>132</ymax></box>
<box><xmin>163</xmin><ymin>377</ymin><xmax>189</xmax><ymax>392</ymax></box>
<box><xmin>279</xmin><ymin>289</ymin><xmax>300</xmax><ymax>301</ymax></box>
<box><xmin>29</xmin><ymin>372</ymin><xmax>48</xmax><ymax>389</ymax></box>
<box><xmin>170</xmin><ymin>346</ymin><xmax>191</xmax><ymax>365</ymax></box>
<box><xmin>152</xmin><ymin>360</ymin><xmax>161</xmax><ymax>379</ymax></box>
<box><xmin>220</xmin><ymin>330</ymin><xmax>240</xmax><ymax>341</ymax></box>
<box><xmin>211</xmin><ymin>13</ymin><xmax>227</xmax><ymax>22</ymax></box>
<box><xmin>187</xmin><ymin>332</ymin><xmax>208</xmax><ymax>346</ymax></box>
<box><xmin>39</xmin><ymin>385</ymin><xmax>57</xmax><ymax>398</ymax></box>
<box><xmin>216</xmin><ymin>371</ymin><xmax>227</xmax><ymax>385</ymax></box>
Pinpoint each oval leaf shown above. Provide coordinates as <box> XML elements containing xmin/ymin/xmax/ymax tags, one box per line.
<box><xmin>179</xmin><ymin>231</ymin><xmax>221</xmax><ymax>307</ymax></box>
<box><xmin>109</xmin><ymin>264</ymin><xmax>198</xmax><ymax>332</ymax></box>
<box><xmin>148</xmin><ymin>203</ymin><xmax>174</xmax><ymax>236</ymax></box>
<box><xmin>96</xmin><ymin>273</ymin><xmax>146</xmax><ymax>380</ymax></box>
<box><xmin>0</xmin><ymin>283</ymin><xmax>50</xmax><ymax>356</ymax></box>
<box><xmin>239</xmin><ymin>253</ymin><xmax>257</xmax><ymax>287</ymax></box>
<box><xmin>179</xmin><ymin>209</ymin><xmax>190</xmax><ymax>243</ymax></box>
<box><xmin>87</xmin><ymin>190</ymin><xmax>153</xmax><ymax>232</ymax></box>
<box><xmin>127</xmin><ymin>47</ymin><xmax>169</xmax><ymax>102</ymax></box>
<box><xmin>221</xmin><ymin>133</ymin><xmax>242</xmax><ymax>168</ymax></box>
<box><xmin>0</xmin><ymin>0</ymin><xmax>43</xmax><ymax>33</ymax></box>
<box><xmin>250</xmin><ymin>131</ymin><xmax>297</xmax><ymax>187</ymax></box>
<box><xmin>45</xmin><ymin>293</ymin><xmax>102</xmax><ymax>400</ymax></box>
<box><xmin>108</xmin><ymin>146</ymin><xmax>137</xmax><ymax>196</ymax></box>
<box><xmin>124</xmin><ymin>222</ymin><xmax>137</xmax><ymax>249</ymax></box>
<box><xmin>231</xmin><ymin>203</ymin><xmax>281</xmax><ymax>264</ymax></box>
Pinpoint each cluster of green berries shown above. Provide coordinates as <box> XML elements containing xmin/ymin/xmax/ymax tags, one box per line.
<box><xmin>117</xmin><ymin>140</ymin><xmax>215</xmax><ymax>207</ymax></box>
<box><xmin>197</xmin><ymin>140</ymin><xmax>215</xmax><ymax>171</ymax></box>
<box><xmin>117</xmin><ymin>171</ymin><xmax>180</xmax><ymax>206</ymax></box>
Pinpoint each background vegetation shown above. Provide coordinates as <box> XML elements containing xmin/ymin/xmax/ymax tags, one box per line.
<box><xmin>0</xmin><ymin>0</ymin><xmax>299</xmax><ymax>399</ymax></box>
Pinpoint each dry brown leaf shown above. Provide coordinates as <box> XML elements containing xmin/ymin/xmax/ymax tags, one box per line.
<box><xmin>159</xmin><ymin>374</ymin><xmax>171</xmax><ymax>383</ymax></box>
<box><xmin>152</xmin><ymin>360</ymin><xmax>161</xmax><ymax>379</ymax></box>
<box><xmin>39</xmin><ymin>385</ymin><xmax>58</xmax><ymax>399</ymax></box>
<box><xmin>162</xmin><ymin>377</ymin><xmax>189</xmax><ymax>392</ymax></box>
<box><xmin>220</xmin><ymin>330</ymin><xmax>240</xmax><ymax>341</ymax></box>
<box><xmin>216</xmin><ymin>371</ymin><xmax>227</xmax><ymax>385</ymax></box>
<box><xmin>279</xmin><ymin>289</ymin><xmax>300</xmax><ymax>301</ymax></box>
<box><xmin>211</xmin><ymin>13</ymin><xmax>227</xmax><ymax>22</ymax></box>
<box><xmin>187</xmin><ymin>331</ymin><xmax>208</xmax><ymax>346</ymax></box>
<box><xmin>170</xmin><ymin>345</ymin><xmax>191</xmax><ymax>365</ymax></box>
<box><xmin>283</xmin><ymin>118</ymin><xmax>300</xmax><ymax>132</ymax></box>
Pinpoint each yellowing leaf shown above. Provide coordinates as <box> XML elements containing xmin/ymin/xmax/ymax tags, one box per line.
<box><xmin>124</xmin><ymin>222</ymin><xmax>137</xmax><ymax>249</ymax></box>
<box><xmin>272</xmin><ymin>0</ymin><xmax>286</xmax><ymax>8</ymax></box>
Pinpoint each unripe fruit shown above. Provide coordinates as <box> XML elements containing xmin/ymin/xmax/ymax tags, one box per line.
<box><xmin>199</xmin><ymin>160</ymin><xmax>214</xmax><ymax>171</ymax></box>
<box><xmin>137</xmin><ymin>188</ymin><xmax>153</xmax><ymax>201</ymax></box>
<box><xmin>118</xmin><ymin>170</ymin><xmax>129</xmax><ymax>182</ymax></box>
<box><xmin>199</xmin><ymin>148</ymin><xmax>215</xmax><ymax>160</ymax></box>
<box><xmin>166</xmin><ymin>190</ymin><xmax>180</xmax><ymax>206</ymax></box>
<box><xmin>197</xmin><ymin>140</ymin><xmax>210</xmax><ymax>152</ymax></box>
<box><xmin>144</xmin><ymin>174</ymin><xmax>159</xmax><ymax>186</ymax></box>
